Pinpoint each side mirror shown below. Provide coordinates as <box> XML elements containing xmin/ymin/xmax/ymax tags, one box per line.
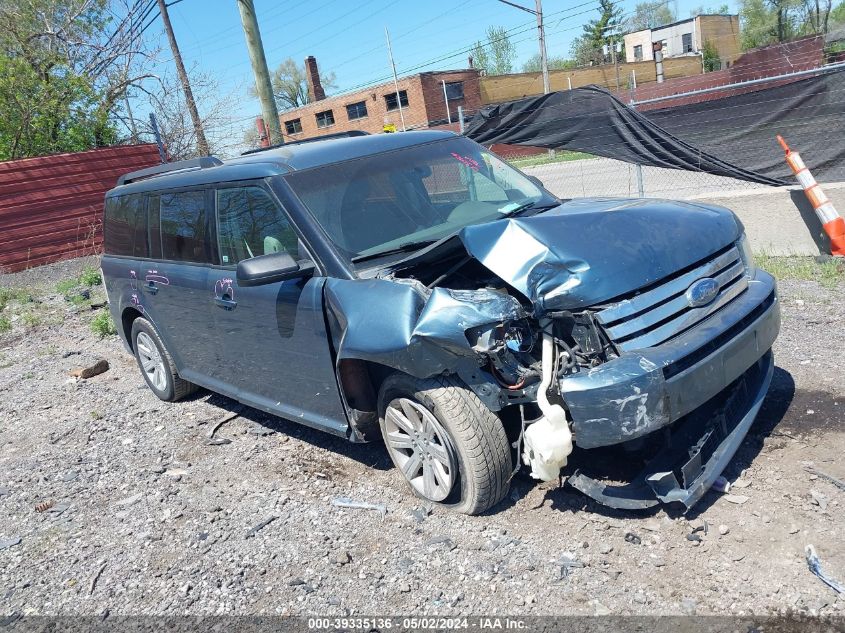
<box><xmin>236</xmin><ymin>251</ymin><xmax>311</xmax><ymax>286</ymax></box>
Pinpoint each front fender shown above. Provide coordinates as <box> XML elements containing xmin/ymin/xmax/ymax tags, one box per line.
<box><xmin>323</xmin><ymin>278</ymin><xmax>527</xmax><ymax>379</ymax></box>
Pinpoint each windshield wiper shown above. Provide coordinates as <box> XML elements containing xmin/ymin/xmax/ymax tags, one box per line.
<box><xmin>499</xmin><ymin>200</ymin><xmax>558</xmax><ymax>218</ymax></box>
<box><xmin>351</xmin><ymin>239</ymin><xmax>437</xmax><ymax>263</ymax></box>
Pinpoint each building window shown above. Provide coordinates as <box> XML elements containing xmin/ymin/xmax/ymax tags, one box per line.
<box><xmin>444</xmin><ymin>81</ymin><xmax>464</xmax><ymax>100</ymax></box>
<box><xmin>384</xmin><ymin>90</ymin><xmax>408</xmax><ymax>111</ymax></box>
<box><xmin>682</xmin><ymin>32</ymin><xmax>693</xmax><ymax>53</ymax></box>
<box><xmin>285</xmin><ymin>118</ymin><xmax>302</xmax><ymax>135</ymax></box>
<box><xmin>633</xmin><ymin>44</ymin><xmax>643</xmax><ymax>61</ymax></box>
<box><xmin>315</xmin><ymin>110</ymin><xmax>335</xmax><ymax>128</ymax></box>
<box><xmin>346</xmin><ymin>101</ymin><xmax>368</xmax><ymax>120</ymax></box>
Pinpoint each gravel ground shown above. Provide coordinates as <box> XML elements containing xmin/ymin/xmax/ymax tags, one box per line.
<box><xmin>0</xmin><ymin>256</ymin><xmax>844</xmax><ymax>618</ymax></box>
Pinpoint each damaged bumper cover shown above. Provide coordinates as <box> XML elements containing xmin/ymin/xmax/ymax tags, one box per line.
<box><xmin>565</xmin><ymin>269</ymin><xmax>780</xmax><ymax>510</ymax></box>
<box><xmin>569</xmin><ymin>350</ymin><xmax>773</xmax><ymax>510</ymax></box>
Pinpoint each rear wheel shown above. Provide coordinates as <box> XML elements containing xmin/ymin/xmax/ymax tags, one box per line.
<box><xmin>378</xmin><ymin>373</ymin><xmax>511</xmax><ymax>515</ymax></box>
<box><xmin>131</xmin><ymin>317</ymin><xmax>197</xmax><ymax>402</ymax></box>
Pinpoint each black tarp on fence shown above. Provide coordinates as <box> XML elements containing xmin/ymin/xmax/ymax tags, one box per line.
<box><xmin>464</xmin><ymin>68</ymin><xmax>845</xmax><ymax>184</ymax></box>
<box><xmin>646</xmin><ymin>69</ymin><xmax>845</xmax><ymax>183</ymax></box>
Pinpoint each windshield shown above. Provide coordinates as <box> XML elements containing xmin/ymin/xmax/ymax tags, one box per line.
<box><xmin>283</xmin><ymin>136</ymin><xmax>552</xmax><ymax>261</ymax></box>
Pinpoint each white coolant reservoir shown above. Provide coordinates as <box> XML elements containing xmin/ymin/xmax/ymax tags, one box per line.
<box><xmin>522</xmin><ymin>323</ymin><xmax>573</xmax><ymax>481</ymax></box>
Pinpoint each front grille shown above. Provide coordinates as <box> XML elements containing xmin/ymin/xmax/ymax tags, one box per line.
<box><xmin>595</xmin><ymin>246</ymin><xmax>748</xmax><ymax>352</ymax></box>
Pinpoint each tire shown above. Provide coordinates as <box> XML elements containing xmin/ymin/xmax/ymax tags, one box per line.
<box><xmin>378</xmin><ymin>373</ymin><xmax>511</xmax><ymax>515</ymax></box>
<box><xmin>131</xmin><ymin>317</ymin><xmax>197</xmax><ymax>402</ymax></box>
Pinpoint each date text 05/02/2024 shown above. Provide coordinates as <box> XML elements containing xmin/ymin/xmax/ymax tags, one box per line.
<box><xmin>306</xmin><ymin>617</ymin><xmax>527</xmax><ymax>630</ymax></box>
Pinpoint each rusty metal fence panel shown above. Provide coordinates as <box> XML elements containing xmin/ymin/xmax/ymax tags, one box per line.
<box><xmin>0</xmin><ymin>144</ymin><xmax>161</xmax><ymax>272</ymax></box>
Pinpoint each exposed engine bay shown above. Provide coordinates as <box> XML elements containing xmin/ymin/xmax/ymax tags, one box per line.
<box><xmin>381</xmin><ymin>250</ymin><xmax>618</xmax><ymax>482</ymax></box>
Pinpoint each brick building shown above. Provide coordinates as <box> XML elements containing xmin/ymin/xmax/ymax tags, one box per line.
<box><xmin>272</xmin><ymin>56</ymin><xmax>482</xmax><ymax>141</ymax></box>
<box><xmin>624</xmin><ymin>14</ymin><xmax>741</xmax><ymax>69</ymax></box>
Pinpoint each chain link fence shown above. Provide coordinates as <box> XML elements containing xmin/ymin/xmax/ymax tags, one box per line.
<box><xmin>503</xmin><ymin>151</ymin><xmax>774</xmax><ymax>201</ymax></box>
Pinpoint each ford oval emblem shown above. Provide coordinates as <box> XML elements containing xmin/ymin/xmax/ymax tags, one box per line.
<box><xmin>686</xmin><ymin>277</ymin><xmax>720</xmax><ymax>308</ymax></box>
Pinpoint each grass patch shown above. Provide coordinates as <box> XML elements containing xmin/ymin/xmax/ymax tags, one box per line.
<box><xmin>79</xmin><ymin>267</ymin><xmax>102</xmax><ymax>286</ymax></box>
<box><xmin>0</xmin><ymin>316</ymin><xmax>10</xmax><ymax>333</ymax></box>
<box><xmin>0</xmin><ymin>287</ymin><xmax>34</xmax><ymax>310</ymax></box>
<box><xmin>91</xmin><ymin>311</ymin><xmax>117</xmax><ymax>338</ymax></box>
<box><xmin>55</xmin><ymin>279</ymin><xmax>78</xmax><ymax>294</ymax></box>
<box><xmin>56</xmin><ymin>266</ymin><xmax>102</xmax><ymax>294</ymax></box>
<box><xmin>508</xmin><ymin>150</ymin><xmax>596</xmax><ymax>169</ymax></box>
<box><xmin>20</xmin><ymin>312</ymin><xmax>41</xmax><ymax>328</ymax></box>
<box><xmin>756</xmin><ymin>255</ymin><xmax>845</xmax><ymax>289</ymax></box>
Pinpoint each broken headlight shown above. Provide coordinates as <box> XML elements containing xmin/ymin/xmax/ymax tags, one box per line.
<box><xmin>467</xmin><ymin>319</ymin><xmax>535</xmax><ymax>354</ymax></box>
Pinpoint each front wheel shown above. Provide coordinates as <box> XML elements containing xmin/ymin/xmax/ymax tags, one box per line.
<box><xmin>378</xmin><ymin>373</ymin><xmax>511</xmax><ymax>515</ymax></box>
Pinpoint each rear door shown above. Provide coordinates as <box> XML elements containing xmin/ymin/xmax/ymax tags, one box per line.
<box><xmin>139</xmin><ymin>188</ymin><xmax>218</xmax><ymax>383</ymax></box>
<box><xmin>208</xmin><ymin>182</ymin><xmax>348</xmax><ymax>434</ymax></box>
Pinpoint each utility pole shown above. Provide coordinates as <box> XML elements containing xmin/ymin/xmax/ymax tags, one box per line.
<box><xmin>535</xmin><ymin>0</ymin><xmax>549</xmax><ymax>94</ymax></box>
<box><xmin>496</xmin><ymin>0</ymin><xmax>549</xmax><ymax>94</ymax></box>
<box><xmin>385</xmin><ymin>27</ymin><xmax>406</xmax><ymax>132</ymax></box>
<box><xmin>156</xmin><ymin>0</ymin><xmax>210</xmax><ymax>156</ymax></box>
<box><xmin>237</xmin><ymin>0</ymin><xmax>283</xmax><ymax>145</ymax></box>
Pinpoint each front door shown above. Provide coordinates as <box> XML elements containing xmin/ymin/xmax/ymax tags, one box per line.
<box><xmin>209</xmin><ymin>183</ymin><xmax>348</xmax><ymax>435</ymax></box>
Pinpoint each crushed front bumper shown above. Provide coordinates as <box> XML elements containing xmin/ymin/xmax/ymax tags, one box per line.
<box><xmin>560</xmin><ymin>269</ymin><xmax>780</xmax><ymax>510</ymax></box>
<box><xmin>561</xmin><ymin>270</ymin><xmax>779</xmax><ymax>449</ymax></box>
<box><xmin>568</xmin><ymin>350</ymin><xmax>773</xmax><ymax>510</ymax></box>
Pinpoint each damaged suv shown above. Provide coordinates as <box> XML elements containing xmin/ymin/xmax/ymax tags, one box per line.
<box><xmin>102</xmin><ymin>131</ymin><xmax>780</xmax><ymax>514</ymax></box>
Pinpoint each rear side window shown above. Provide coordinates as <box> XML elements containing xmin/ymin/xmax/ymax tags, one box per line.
<box><xmin>103</xmin><ymin>194</ymin><xmax>147</xmax><ymax>257</ymax></box>
<box><xmin>159</xmin><ymin>190</ymin><xmax>208</xmax><ymax>263</ymax></box>
<box><xmin>216</xmin><ymin>186</ymin><xmax>299</xmax><ymax>265</ymax></box>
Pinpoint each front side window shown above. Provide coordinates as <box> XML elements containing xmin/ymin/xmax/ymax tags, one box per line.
<box><xmin>284</xmin><ymin>137</ymin><xmax>550</xmax><ymax>261</ymax></box>
<box><xmin>216</xmin><ymin>186</ymin><xmax>299</xmax><ymax>265</ymax></box>
<box><xmin>384</xmin><ymin>90</ymin><xmax>408</xmax><ymax>111</ymax></box>
<box><xmin>315</xmin><ymin>110</ymin><xmax>335</xmax><ymax>128</ymax></box>
<box><xmin>159</xmin><ymin>190</ymin><xmax>208</xmax><ymax>263</ymax></box>
<box><xmin>103</xmin><ymin>194</ymin><xmax>147</xmax><ymax>257</ymax></box>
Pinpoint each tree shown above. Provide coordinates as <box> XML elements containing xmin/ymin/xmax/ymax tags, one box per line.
<box><xmin>0</xmin><ymin>0</ymin><xmax>157</xmax><ymax>158</ymax></box>
<box><xmin>798</xmin><ymin>0</ymin><xmax>835</xmax><ymax>34</ymax></box>
<box><xmin>578</xmin><ymin>0</ymin><xmax>625</xmax><ymax>65</ymax></box>
<box><xmin>832</xmin><ymin>0</ymin><xmax>845</xmax><ymax>23</ymax></box>
<box><xmin>739</xmin><ymin>0</ymin><xmax>802</xmax><ymax>49</ymax></box>
<box><xmin>569</xmin><ymin>35</ymin><xmax>603</xmax><ymax>66</ymax></box>
<box><xmin>521</xmin><ymin>54</ymin><xmax>575</xmax><ymax>72</ymax></box>
<box><xmin>583</xmin><ymin>0</ymin><xmax>625</xmax><ymax>47</ymax></box>
<box><xmin>689</xmin><ymin>3</ymin><xmax>731</xmax><ymax>15</ymax></box>
<box><xmin>628</xmin><ymin>1</ymin><xmax>677</xmax><ymax>31</ymax></box>
<box><xmin>470</xmin><ymin>26</ymin><xmax>517</xmax><ymax>76</ymax></box>
<box><xmin>701</xmin><ymin>39</ymin><xmax>722</xmax><ymax>70</ymax></box>
<box><xmin>136</xmin><ymin>71</ymin><xmax>243</xmax><ymax>160</ymax></box>
<box><xmin>266</xmin><ymin>58</ymin><xmax>337</xmax><ymax>111</ymax></box>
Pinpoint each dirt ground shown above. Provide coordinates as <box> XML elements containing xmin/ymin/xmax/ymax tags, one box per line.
<box><xmin>0</xmin><ymin>256</ymin><xmax>843</xmax><ymax>617</ymax></box>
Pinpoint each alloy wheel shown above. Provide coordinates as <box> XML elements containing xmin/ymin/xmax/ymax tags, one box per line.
<box><xmin>384</xmin><ymin>397</ymin><xmax>457</xmax><ymax>502</ymax></box>
<box><xmin>136</xmin><ymin>331</ymin><xmax>167</xmax><ymax>392</ymax></box>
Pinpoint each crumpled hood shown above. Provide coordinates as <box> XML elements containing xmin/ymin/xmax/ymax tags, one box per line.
<box><xmin>458</xmin><ymin>197</ymin><xmax>741</xmax><ymax>312</ymax></box>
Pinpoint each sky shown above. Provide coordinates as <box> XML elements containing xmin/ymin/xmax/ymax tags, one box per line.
<box><xmin>137</xmin><ymin>0</ymin><xmax>739</xmax><ymax>149</ymax></box>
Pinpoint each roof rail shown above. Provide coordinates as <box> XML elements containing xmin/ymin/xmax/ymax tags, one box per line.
<box><xmin>117</xmin><ymin>156</ymin><xmax>223</xmax><ymax>186</ymax></box>
<box><xmin>240</xmin><ymin>130</ymin><xmax>369</xmax><ymax>156</ymax></box>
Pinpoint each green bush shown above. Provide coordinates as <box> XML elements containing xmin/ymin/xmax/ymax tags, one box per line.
<box><xmin>90</xmin><ymin>311</ymin><xmax>117</xmax><ymax>338</ymax></box>
<box><xmin>0</xmin><ymin>316</ymin><xmax>10</xmax><ymax>333</ymax></box>
<box><xmin>79</xmin><ymin>267</ymin><xmax>102</xmax><ymax>286</ymax></box>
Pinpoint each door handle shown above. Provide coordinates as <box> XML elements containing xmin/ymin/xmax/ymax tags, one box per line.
<box><xmin>214</xmin><ymin>295</ymin><xmax>237</xmax><ymax>310</ymax></box>
<box><xmin>143</xmin><ymin>281</ymin><xmax>158</xmax><ymax>295</ymax></box>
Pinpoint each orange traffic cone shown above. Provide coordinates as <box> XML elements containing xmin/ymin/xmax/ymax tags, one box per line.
<box><xmin>777</xmin><ymin>135</ymin><xmax>845</xmax><ymax>257</ymax></box>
